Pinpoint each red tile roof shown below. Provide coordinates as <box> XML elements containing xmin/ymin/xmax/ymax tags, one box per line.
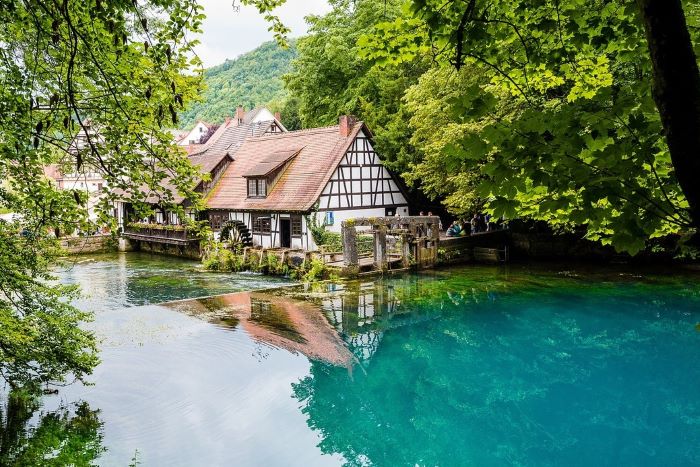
<box><xmin>139</xmin><ymin>152</ymin><xmax>232</xmax><ymax>205</ymax></box>
<box><xmin>242</xmin><ymin>148</ymin><xmax>302</xmax><ymax>177</ymax></box>
<box><xmin>206</xmin><ymin>122</ymin><xmax>364</xmax><ymax>212</ymax></box>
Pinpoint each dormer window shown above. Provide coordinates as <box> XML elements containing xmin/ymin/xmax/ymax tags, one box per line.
<box><xmin>247</xmin><ymin>178</ymin><xmax>267</xmax><ymax>198</ymax></box>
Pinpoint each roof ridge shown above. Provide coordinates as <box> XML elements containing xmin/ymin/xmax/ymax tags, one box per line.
<box><xmin>252</xmin><ymin>122</ymin><xmax>362</xmax><ymax>141</ymax></box>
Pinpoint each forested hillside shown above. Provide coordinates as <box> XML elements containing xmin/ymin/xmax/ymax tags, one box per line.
<box><xmin>179</xmin><ymin>40</ymin><xmax>296</xmax><ymax>128</ymax></box>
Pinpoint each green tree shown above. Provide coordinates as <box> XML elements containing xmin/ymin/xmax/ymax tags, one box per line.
<box><xmin>359</xmin><ymin>0</ymin><xmax>700</xmax><ymax>253</ymax></box>
<box><xmin>0</xmin><ymin>0</ymin><xmax>203</xmax><ymax>392</ymax></box>
<box><xmin>403</xmin><ymin>66</ymin><xmax>492</xmax><ymax>216</ymax></box>
<box><xmin>283</xmin><ymin>0</ymin><xmax>428</xmax><ymax>172</ymax></box>
<box><xmin>179</xmin><ymin>40</ymin><xmax>297</xmax><ymax>128</ymax></box>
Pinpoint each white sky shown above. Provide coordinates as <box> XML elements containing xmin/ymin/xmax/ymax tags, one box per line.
<box><xmin>194</xmin><ymin>0</ymin><xmax>332</xmax><ymax>68</ymax></box>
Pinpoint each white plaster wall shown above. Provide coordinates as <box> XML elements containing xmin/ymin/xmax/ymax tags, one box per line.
<box><xmin>178</xmin><ymin>121</ymin><xmax>209</xmax><ymax>145</ymax></box>
<box><xmin>116</xmin><ymin>201</ymin><xmax>126</xmax><ymax>228</ymax></box>
<box><xmin>250</xmin><ymin>108</ymin><xmax>276</xmax><ymax>123</ymax></box>
<box><xmin>319</xmin><ymin>206</ymin><xmax>408</xmax><ymax>234</ymax></box>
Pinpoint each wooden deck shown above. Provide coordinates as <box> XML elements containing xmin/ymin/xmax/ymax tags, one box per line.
<box><xmin>123</xmin><ymin>226</ymin><xmax>200</xmax><ymax>246</ymax></box>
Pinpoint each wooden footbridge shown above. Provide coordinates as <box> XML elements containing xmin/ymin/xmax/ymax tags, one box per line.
<box><xmin>330</xmin><ymin>216</ymin><xmax>510</xmax><ymax>276</ymax></box>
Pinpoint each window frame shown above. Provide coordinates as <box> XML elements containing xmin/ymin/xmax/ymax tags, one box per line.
<box><xmin>247</xmin><ymin>177</ymin><xmax>267</xmax><ymax>198</ymax></box>
<box><xmin>252</xmin><ymin>214</ymin><xmax>272</xmax><ymax>235</ymax></box>
<box><xmin>291</xmin><ymin>215</ymin><xmax>303</xmax><ymax>237</ymax></box>
<box><xmin>209</xmin><ymin>212</ymin><xmax>226</xmax><ymax>230</ymax></box>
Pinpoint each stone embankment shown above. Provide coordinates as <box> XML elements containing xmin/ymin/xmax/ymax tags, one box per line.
<box><xmin>60</xmin><ymin>235</ymin><xmax>115</xmax><ymax>254</ymax></box>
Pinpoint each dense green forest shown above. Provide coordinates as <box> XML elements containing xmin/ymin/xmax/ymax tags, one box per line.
<box><xmin>179</xmin><ymin>40</ymin><xmax>296</xmax><ymax>128</ymax></box>
<box><xmin>275</xmin><ymin>0</ymin><xmax>700</xmax><ymax>255</ymax></box>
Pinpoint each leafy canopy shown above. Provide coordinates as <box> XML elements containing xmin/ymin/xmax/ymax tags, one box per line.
<box><xmin>359</xmin><ymin>0</ymin><xmax>700</xmax><ymax>253</ymax></box>
<box><xmin>0</xmin><ymin>0</ymin><xmax>204</xmax><ymax>392</ymax></box>
<box><xmin>282</xmin><ymin>0</ymin><xmax>429</xmax><ymax>173</ymax></box>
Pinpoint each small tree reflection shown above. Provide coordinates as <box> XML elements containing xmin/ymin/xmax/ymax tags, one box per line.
<box><xmin>0</xmin><ymin>393</ymin><xmax>105</xmax><ymax>466</ymax></box>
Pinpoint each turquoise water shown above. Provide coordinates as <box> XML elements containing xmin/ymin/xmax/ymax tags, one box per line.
<box><xmin>285</xmin><ymin>271</ymin><xmax>700</xmax><ymax>466</ymax></box>
<box><xmin>2</xmin><ymin>255</ymin><xmax>700</xmax><ymax>466</ymax></box>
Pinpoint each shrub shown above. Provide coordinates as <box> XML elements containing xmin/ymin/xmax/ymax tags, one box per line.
<box><xmin>264</xmin><ymin>252</ymin><xmax>289</xmax><ymax>276</ymax></box>
<box><xmin>320</xmin><ymin>231</ymin><xmax>342</xmax><ymax>251</ymax></box>
<box><xmin>202</xmin><ymin>244</ymin><xmax>245</xmax><ymax>272</ymax></box>
<box><xmin>300</xmin><ymin>258</ymin><xmax>335</xmax><ymax>283</ymax></box>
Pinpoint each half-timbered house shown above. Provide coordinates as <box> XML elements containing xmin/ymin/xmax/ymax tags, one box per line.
<box><xmin>205</xmin><ymin>116</ymin><xmax>410</xmax><ymax>250</ymax></box>
<box><xmin>116</xmin><ymin>107</ymin><xmax>285</xmax><ymax>231</ymax></box>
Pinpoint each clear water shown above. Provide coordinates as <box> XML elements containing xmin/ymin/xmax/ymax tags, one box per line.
<box><xmin>1</xmin><ymin>254</ymin><xmax>700</xmax><ymax>466</ymax></box>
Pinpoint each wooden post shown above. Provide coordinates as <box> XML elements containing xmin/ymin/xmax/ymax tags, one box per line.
<box><xmin>374</xmin><ymin>225</ymin><xmax>388</xmax><ymax>271</ymax></box>
<box><xmin>429</xmin><ymin>216</ymin><xmax>440</xmax><ymax>267</ymax></box>
<box><xmin>401</xmin><ymin>233</ymin><xmax>412</xmax><ymax>268</ymax></box>
<box><xmin>431</xmin><ymin>216</ymin><xmax>440</xmax><ymax>242</ymax></box>
<box><xmin>342</xmin><ymin>223</ymin><xmax>358</xmax><ymax>268</ymax></box>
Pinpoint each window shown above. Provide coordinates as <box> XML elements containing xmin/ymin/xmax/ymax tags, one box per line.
<box><xmin>325</xmin><ymin>211</ymin><xmax>334</xmax><ymax>226</ymax></box>
<box><xmin>247</xmin><ymin>178</ymin><xmax>267</xmax><ymax>198</ymax></box>
<box><xmin>209</xmin><ymin>212</ymin><xmax>226</xmax><ymax>230</ymax></box>
<box><xmin>252</xmin><ymin>214</ymin><xmax>271</xmax><ymax>234</ymax></box>
<box><xmin>291</xmin><ymin>215</ymin><xmax>303</xmax><ymax>237</ymax></box>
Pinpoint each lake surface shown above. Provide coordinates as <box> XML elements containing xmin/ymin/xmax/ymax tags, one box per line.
<box><xmin>1</xmin><ymin>253</ymin><xmax>700</xmax><ymax>466</ymax></box>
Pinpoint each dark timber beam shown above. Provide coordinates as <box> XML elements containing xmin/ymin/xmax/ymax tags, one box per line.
<box><xmin>637</xmin><ymin>0</ymin><xmax>700</xmax><ymax>230</ymax></box>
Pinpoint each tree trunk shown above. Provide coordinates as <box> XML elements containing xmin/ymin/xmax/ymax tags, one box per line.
<box><xmin>637</xmin><ymin>0</ymin><xmax>700</xmax><ymax>228</ymax></box>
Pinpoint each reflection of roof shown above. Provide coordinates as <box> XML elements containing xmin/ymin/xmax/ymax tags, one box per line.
<box><xmin>207</xmin><ymin>122</ymin><xmax>364</xmax><ymax>212</ymax></box>
<box><xmin>163</xmin><ymin>291</ymin><xmax>353</xmax><ymax>366</ymax></box>
<box><xmin>242</xmin><ymin>148</ymin><xmax>302</xmax><ymax>178</ymax></box>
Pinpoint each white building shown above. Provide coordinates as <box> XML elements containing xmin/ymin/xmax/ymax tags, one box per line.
<box><xmin>117</xmin><ymin>107</ymin><xmax>285</xmax><ymax>229</ymax></box>
<box><xmin>176</xmin><ymin>120</ymin><xmax>215</xmax><ymax>146</ymax></box>
<box><xmin>205</xmin><ymin>116</ymin><xmax>409</xmax><ymax>250</ymax></box>
<box><xmin>44</xmin><ymin>121</ymin><xmax>108</xmax><ymax>224</ymax></box>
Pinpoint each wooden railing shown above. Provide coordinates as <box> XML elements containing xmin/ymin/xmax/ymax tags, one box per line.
<box><xmin>123</xmin><ymin>225</ymin><xmax>198</xmax><ymax>244</ymax></box>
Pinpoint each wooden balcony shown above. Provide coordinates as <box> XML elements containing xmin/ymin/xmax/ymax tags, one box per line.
<box><xmin>123</xmin><ymin>224</ymin><xmax>199</xmax><ymax>246</ymax></box>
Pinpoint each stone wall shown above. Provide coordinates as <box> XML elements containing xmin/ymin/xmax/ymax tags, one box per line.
<box><xmin>60</xmin><ymin>235</ymin><xmax>115</xmax><ymax>255</ymax></box>
<box><xmin>510</xmin><ymin>232</ymin><xmax>615</xmax><ymax>261</ymax></box>
<box><xmin>135</xmin><ymin>240</ymin><xmax>202</xmax><ymax>260</ymax></box>
<box><xmin>507</xmin><ymin>220</ymin><xmax>618</xmax><ymax>261</ymax></box>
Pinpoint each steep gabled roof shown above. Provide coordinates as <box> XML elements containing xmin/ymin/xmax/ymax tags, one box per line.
<box><xmin>206</xmin><ymin>122</ymin><xmax>364</xmax><ymax>212</ymax></box>
<box><xmin>188</xmin><ymin>120</ymin><xmax>276</xmax><ymax>158</ymax></box>
<box><xmin>121</xmin><ymin>111</ymin><xmax>285</xmax><ymax>207</ymax></box>
<box><xmin>140</xmin><ymin>151</ymin><xmax>233</xmax><ymax>205</ymax></box>
<box><xmin>243</xmin><ymin>107</ymin><xmax>263</xmax><ymax>124</ymax></box>
<box><xmin>242</xmin><ymin>148</ymin><xmax>302</xmax><ymax>178</ymax></box>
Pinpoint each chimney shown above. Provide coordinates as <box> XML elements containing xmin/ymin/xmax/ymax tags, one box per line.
<box><xmin>274</xmin><ymin>111</ymin><xmax>281</xmax><ymax>123</ymax></box>
<box><xmin>236</xmin><ymin>106</ymin><xmax>245</xmax><ymax>125</ymax></box>
<box><xmin>339</xmin><ymin>115</ymin><xmax>357</xmax><ymax>137</ymax></box>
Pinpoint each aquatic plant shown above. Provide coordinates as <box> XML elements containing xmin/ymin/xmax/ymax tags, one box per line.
<box><xmin>265</xmin><ymin>252</ymin><xmax>290</xmax><ymax>276</ymax></box>
<box><xmin>202</xmin><ymin>243</ymin><xmax>245</xmax><ymax>272</ymax></box>
<box><xmin>300</xmin><ymin>258</ymin><xmax>334</xmax><ymax>283</ymax></box>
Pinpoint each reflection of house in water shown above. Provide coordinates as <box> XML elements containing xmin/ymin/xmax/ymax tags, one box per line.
<box><xmin>318</xmin><ymin>281</ymin><xmax>402</xmax><ymax>363</ymax></box>
<box><xmin>163</xmin><ymin>291</ymin><xmax>353</xmax><ymax>366</ymax></box>
<box><xmin>315</xmin><ymin>279</ymin><xmax>453</xmax><ymax>364</ymax></box>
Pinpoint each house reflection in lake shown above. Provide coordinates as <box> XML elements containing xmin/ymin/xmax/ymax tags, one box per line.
<box><xmin>162</xmin><ymin>291</ymin><xmax>353</xmax><ymax>367</ymax></box>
